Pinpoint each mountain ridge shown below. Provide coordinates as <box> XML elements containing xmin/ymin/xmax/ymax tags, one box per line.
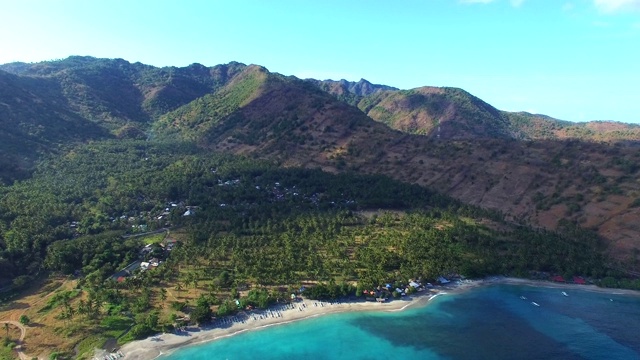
<box><xmin>1</xmin><ymin>57</ymin><xmax>639</xmax><ymax>266</ymax></box>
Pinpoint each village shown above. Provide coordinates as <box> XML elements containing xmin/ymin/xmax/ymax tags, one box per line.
<box><xmin>67</xmin><ymin>176</ymin><xmax>358</xmax><ymax>242</ymax></box>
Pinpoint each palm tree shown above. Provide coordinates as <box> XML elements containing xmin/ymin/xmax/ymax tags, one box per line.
<box><xmin>160</xmin><ymin>288</ymin><xmax>167</xmax><ymax>307</ymax></box>
<box><xmin>3</xmin><ymin>322</ymin><xmax>9</xmax><ymax>338</ymax></box>
<box><xmin>77</xmin><ymin>300</ymin><xmax>88</xmax><ymax>317</ymax></box>
<box><xmin>174</xmin><ymin>282</ymin><xmax>183</xmax><ymax>298</ymax></box>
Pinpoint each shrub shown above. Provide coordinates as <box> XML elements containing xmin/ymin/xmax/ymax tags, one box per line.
<box><xmin>128</xmin><ymin>324</ymin><xmax>154</xmax><ymax>340</ymax></box>
<box><xmin>170</xmin><ymin>301</ymin><xmax>186</xmax><ymax>311</ymax></box>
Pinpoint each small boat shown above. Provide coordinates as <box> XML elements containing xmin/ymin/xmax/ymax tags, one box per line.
<box><xmin>520</xmin><ymin>296</ymin><xmax>527</xmax><ymax>300</ymax></box>
<box><xmin>562</xmin><ymin>291</ymin><xmax>568</xmax><ymax>297</ymax></box>
<box><xmin>531</xmin><ymin>302</ymin><xmax>540</xmax><ymax>307</ymax></box>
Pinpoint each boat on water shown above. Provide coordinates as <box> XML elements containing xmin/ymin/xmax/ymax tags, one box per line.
<box><xmin>520</xmin><ymin>296</ymin><xmax>527</xmax><ymax>300</ymax></box>
<box><xmin>562</xmin><ymin>291</ymin><xmax>568</xmax><ymax>297</ymax></box>
<box><xmin>531</xmin><ymin>302</ymin><xmax>540</xmax><ymax>307</ymax></box>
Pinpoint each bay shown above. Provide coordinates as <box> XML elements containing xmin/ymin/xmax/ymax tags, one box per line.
<box><xmin>161</xmin><ymin>284</ymin><xmax>640</xmax><ymax>360</ymax></box>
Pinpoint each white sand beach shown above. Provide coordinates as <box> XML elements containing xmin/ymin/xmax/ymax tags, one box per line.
<box><xmin>112</xmin><ymin>282</ymin><xmax>467</xmax><ymax>360</ymax></box>
<box><xmin>107</xmin><ymin>277</ymin><xmax>639</xmax><ymax>360</ymax></box>
<box><xmin>114</xmin><ymin>295</ymin><xmax>432</xmax><ymax>360</ymax></box>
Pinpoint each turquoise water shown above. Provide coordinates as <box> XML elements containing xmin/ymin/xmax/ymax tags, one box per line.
<box><xmin>161</xmin><ymin>285</ymin><xmax>640</xmax><ymax>360</ymax></box>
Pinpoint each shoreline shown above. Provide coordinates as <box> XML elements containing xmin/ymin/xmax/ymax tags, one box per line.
<box><xmin>111</xmin><ymin>278</ymin><xmax>639</xmax><ymax>360</ymax></box>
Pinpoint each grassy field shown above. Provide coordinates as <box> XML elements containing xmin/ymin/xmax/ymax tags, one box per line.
<box><xmin>0</xmin><ymin>279</ymin><xmax>142</xmax><ymax>359</ymax></box>
<box><xmin>140</xmin><ymin>233</ymin><xmax>168</xmax><ymax>245</ymax></box>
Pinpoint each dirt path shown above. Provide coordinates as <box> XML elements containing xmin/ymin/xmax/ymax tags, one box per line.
<box><xmin>0</xmin><ymin>278</ymin><xmax>70</xmax><ymax>360</ymax></box>
<box><xmin>1</xmin><ymin>320</ymin><xmax>28</xmax><ymax>360</ymax></box>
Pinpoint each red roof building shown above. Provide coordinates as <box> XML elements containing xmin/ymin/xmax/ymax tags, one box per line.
<box><xmin>573</xmin><ymin>276</ymin><xmax>586</xmax><ymax>284</ymax></box>
<box><xmin>551</xmin><ymin>275</ymin><xmax>565</xmax><ymax>282</ymax></box>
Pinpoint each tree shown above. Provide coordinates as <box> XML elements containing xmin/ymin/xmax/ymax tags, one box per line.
<box><xmin>3</xmin><ymin>322</ymin><xmax>8</xmax><ymax>338</ymax></box>
<box><xmin>19</xmin><ymin>315</ymin><xmax>30</xmax><ymax>326</ymax></box>
<box><xmin>174</xmin><ymin>282</ymin><xmax>183</xmax><ymax>298</ymax></box>
<box><xmin>191</xmin><ymin>295</ymin><xmax>213</xmax><ymax>326</ymax></box>
<box><xmin>160</xmin><ymin>288</ymin><xmax>167</xmax><ymax>307</ymax></box>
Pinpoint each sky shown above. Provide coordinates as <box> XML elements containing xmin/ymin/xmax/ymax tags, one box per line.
<box><xmin>1</xmin><ymin>0</ymin><xmax>639</xmax><ymax>123</ymax></box>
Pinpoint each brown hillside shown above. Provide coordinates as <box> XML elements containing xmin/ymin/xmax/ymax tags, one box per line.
<box><xmin>159</xmin><ymin>68</ymin><xmax>640</xmax><ymax>269</ymax></box>
<box><xmin>357</xmin><ymin>87</ymin><xmax>514</xmax><ymax>140</ymax></box>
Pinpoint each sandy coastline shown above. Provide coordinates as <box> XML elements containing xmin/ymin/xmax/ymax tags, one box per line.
<box><xmin>113</xmin><ymin>294</ymin><xmax>441</xmax><ymax>360</ymax></box>
<box><xmin>109</xmin><ymin>278</ymin><xmax>639</xmax><ymax>360</ymax></box>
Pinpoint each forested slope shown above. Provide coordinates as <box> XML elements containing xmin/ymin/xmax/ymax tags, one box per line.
<box><xmin>1</xmin><ymin>57</ymin><xmax>640</xmax><ymax>267</ymax></box>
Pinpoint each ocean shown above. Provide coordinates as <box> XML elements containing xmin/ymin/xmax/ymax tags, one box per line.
<box><xmin>160</xmin><ymin>284</ymin><xmax>640</xmax><ymax>360</ymax></box>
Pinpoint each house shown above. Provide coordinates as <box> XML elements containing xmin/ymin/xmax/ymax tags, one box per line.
<box><xmin>573</xmin><ymin>276</ymin><xmax>586</xmax><ymax>285</ymax></box>
<box><xmin>140</xmin><ymin>245</ymin><xmax>153</xmax><ymax>255</ymax></box>
<box><xmin>551</xmin><ymin>275</ymin><xmax>565</xmax><ymax>283</ymax></box>
<box><xmin>163</xmin><ymin>238</ymin><xmax>178</xmax><ymax>251</ymax></box>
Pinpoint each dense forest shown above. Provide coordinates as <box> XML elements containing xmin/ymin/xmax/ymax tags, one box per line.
<box><xmin>0</xmin><ymin>139</ymin><xmax>613</xmax><ymax>288</ymax></box>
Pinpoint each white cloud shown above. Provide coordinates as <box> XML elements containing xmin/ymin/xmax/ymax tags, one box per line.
<box><xmin>594</xmin><ymin>0</ymin><xmax>640</xmax><ymax>13</ymax></box>
<box><xmin>562</xmin><ymin>2</ymin><xmax>575</xmax><ymax>11</ymax></box>
<box><xmin>511</xmin><ymin>0</ymin><xmax>525</xmax><ymax>7</ymax></box>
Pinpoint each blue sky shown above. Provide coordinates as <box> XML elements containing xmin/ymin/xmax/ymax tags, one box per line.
<box><xmin>1</xmin><ymin>0</ymin><xmax>639</xmax><ymax>123</ymax></box>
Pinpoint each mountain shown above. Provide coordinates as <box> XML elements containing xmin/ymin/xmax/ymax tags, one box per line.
<box><xmin>1</xmin><ymin>57</ymin><xmax>640</xmax><ymax>267</ymax></box>
<box><xmin>155</xmin><ymin>65</ymin><xmax>400</xmax><ymax>171</ymax></box>
<box><xmin>306</xmin><ymin>80</ymin><xmax>524</xmax><ymax>140</ymax></box>
<box><xmin>153</xmin><ymin>64</ymin><xmax>640</xmax><ymax>265</ymax></box>
<box><xmin>358</xmin><ymin>86</ymin><xmax>514</xmax><ymax>139</ymax></box>
<box><xmin>305</xmin><ymin>78</ymin><xmax>397</xmax><ymax>106</ymax></box>
<box><xmin>0</xmin><ymin>69</ymin><xmax>111</xmax><ymax>182</ymax></box>
<box><xmin>505</xmin><ymin>112</ymin><xmax>640</xmax><ymax>141</ymax></box>
<box><xmin>0</xmin><ymin>57</ymin><xmax>248</xmax><ymax>182</ymax></box>
<box><xmin>1</xmin><ymin>56</ymin><xmax>248</xmax><ymax>124</ymax></box>
<box><xmin>310</xmin><ymin>79</ymin><xmax>640</xmax><ymax>143</ymax></box>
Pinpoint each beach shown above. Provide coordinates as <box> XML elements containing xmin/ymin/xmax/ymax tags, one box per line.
<box><xmin>109</xmin><ymin>278</ymin><xmax>639</xmax><ymax>360</ymax></box>
<box><xmin>114</xmin><ymin>295</ymin><xmax>438</xmax><ymax>360</ymax></box>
